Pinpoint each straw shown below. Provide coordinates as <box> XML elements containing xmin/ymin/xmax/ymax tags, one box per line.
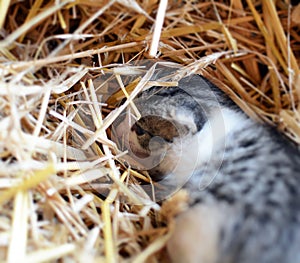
<box><xmin>0</xmin><ymin>1</ymin><xmax>299</xmax><ymax>262</ymax></box>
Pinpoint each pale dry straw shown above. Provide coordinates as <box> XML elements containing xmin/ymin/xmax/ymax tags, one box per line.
<box><xmin>0</xmin><ymin>0</ymin><xmax>299</xmax><ymax>262</ymax></box>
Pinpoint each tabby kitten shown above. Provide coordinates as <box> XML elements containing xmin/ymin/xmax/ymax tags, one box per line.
<box><xmin>112</xmin><ymin>68</ymin><xmax>300</xmax><ymax>263</ymax></box>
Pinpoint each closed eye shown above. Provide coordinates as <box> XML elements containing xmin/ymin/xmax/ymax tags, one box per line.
<box><xmin>131</xmin><ymin>123</ymin><xmax>147</xmax><ymax>136</ymax></box>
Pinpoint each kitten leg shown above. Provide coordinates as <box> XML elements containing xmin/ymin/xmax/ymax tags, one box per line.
<box><xmin>167</xmin><ymin>204</ymin><xmax>234</xmax><ymax>263</ymax></box>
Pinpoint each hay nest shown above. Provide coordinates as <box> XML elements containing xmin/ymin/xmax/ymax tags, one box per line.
<box><xmin>0</xmin><ymin>0</ymin><xmax>299</xmax><ymax>262</ymax></box>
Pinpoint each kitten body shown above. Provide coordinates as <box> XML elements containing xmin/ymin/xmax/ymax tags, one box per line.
<box><xmin>113</xmin><ymin>71</ymin><xmax>300</xmax><ymax>263</ymax></box>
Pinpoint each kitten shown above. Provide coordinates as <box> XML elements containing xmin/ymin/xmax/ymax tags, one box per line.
<box><xmin>112</xmin><ymin>68</ymin><xmax>300</xmax><ymax>263</ymax></box>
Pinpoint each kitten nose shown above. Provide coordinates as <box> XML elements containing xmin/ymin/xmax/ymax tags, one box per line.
<box><xmin>149</xmin><ymin>136</ymin><xmax>168</xmax><ymax>152</ymax></box>
<box><xmin>128</xmin><ymin>136</ymin><xmax>168</xmax><ymax>171</ymax></box>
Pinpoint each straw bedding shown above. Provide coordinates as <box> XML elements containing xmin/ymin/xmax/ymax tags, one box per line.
<box><xmin>0</xmin><ymin>0</ymin><xmax>299</xmax><ymax>262</ymax></box>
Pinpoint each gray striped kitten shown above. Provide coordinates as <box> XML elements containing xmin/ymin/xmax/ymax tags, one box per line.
<box><xmin>113</xmin><ymin>68</ymin><xmax>300</xmax><ymax>263</ymax></box>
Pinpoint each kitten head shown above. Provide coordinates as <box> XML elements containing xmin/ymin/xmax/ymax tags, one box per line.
<box><xmin>113</xmin><ymin>72</ymin><xmax>232</xmax><ymax>177</ymax></box>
